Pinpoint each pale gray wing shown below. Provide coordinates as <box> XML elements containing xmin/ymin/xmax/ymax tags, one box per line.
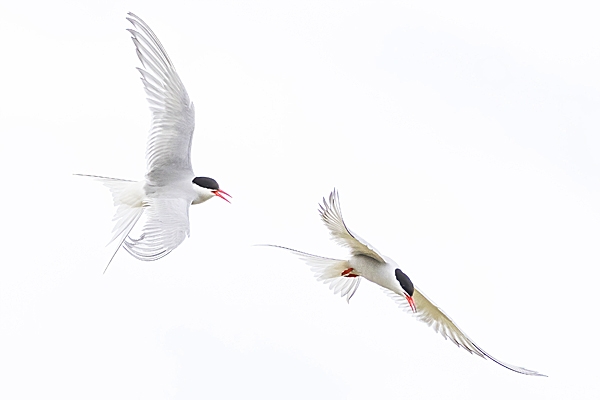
<box><xmin>319</xmin><ymin>189</ymin><xmax>386</xmax><ymax>263</ymax></box>
<box><xmin>123</xmin><ymin>198</ymin><xmax>190</xmax><ymax>261</ymax></box>
<box><xmin>384</xmin><ymin>287</ymin><xmax>546</xmax><ymax>376</ymax></box>
<box><xmin>127</xmin><ymin>12</ymin><xmax>195</xmax><ymax>185</ymax></box>
<box><xmin>258</xmin><ymin>245</ymin><xmax>362</xmax><ymax>303</ymax></box>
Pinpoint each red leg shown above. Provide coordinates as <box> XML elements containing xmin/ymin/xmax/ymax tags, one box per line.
<box><xmin>341</xmin><ymin>268</ymin><xmax>359</xmax><ymax>278</ymax></box>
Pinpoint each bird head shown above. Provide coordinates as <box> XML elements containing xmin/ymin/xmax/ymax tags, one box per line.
<box><xmin>192</xmin><ymin>177</ymin><xmax>231</xmax><ymax>204</ymax></box>
<box><xmin>395</xmin><ymin>268</ymin><xmax>416</xmax><ymax>313</ymax></box>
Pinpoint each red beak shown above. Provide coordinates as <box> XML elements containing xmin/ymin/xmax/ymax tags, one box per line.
<box><xmin>406</xmin><ymin>294</ymin><xmax>417</xmax><ymax>313</ymax></box>
<box><xmin>213</xmin><ymin>189</ymin><xmax>232</xmax><ymax>203</ymax></box>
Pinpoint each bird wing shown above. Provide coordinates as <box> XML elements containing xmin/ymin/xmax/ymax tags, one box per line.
<box><xmin>126</xmin><ymin>12</ymin><xmax>196</xmax><ymax>185</ymax></box>
<box><xmin>258</xmin><ymin>245</ymin><xmax>362</xmax><ymax>303</ymax></box>
<box><xmin>123</xmin><ymin>197</ymin><xmax>191</xmax><ymax>261</ymax></box>
<box><xmin>319</xmin><ymin>189</ymin><xmax>386</xmax><ymax>263</ymax></box>
<box><xmin>384</xmin><ymin>287</ymin><xmax>545</xmax><ymax>376</ymax></box>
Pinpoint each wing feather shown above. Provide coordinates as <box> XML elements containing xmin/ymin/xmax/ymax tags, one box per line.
<box><xmin>319</xmin><ymin>189</ymin><xmax>386</xmax><ymax>263</ymax></box>
<box><xmin>123</xmin><ymin>198</ymin><xmax>191</xmax><ymax>261</ymax></box>
<box><xmin>384</xmin><ymin>287</ymin><xmax>546</xmax><ymax>376</ymax></box>
<box><xmin>126</xmin><ymin>13</ymin><xmax>195</xmax><ymax>184</ymax></box>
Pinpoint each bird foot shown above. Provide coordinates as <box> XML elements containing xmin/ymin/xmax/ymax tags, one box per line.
<box><xmin>341</xmin><ymin>268</ymin><xmax>359</xmax><ymax>278</ymax></box>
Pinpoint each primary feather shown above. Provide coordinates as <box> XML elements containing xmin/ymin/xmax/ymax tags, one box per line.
<box><xmin>123</xmin><ymin>197</ymin><xmax>191</xmax><ymax>261</ymax></box>
<box><xmin>126</xmin><ymin>12</ymin><xmax>196</xmax><ymax>185</ymax></box>
<box><xmin>319</xmin><ymin>189</ymin><xmax>385</xmax><ymax>263</ymax></box>
<box><xmin>384</xmin><ymin>288</ymin><xmax>545</xmax><ymax>376</ymax></box>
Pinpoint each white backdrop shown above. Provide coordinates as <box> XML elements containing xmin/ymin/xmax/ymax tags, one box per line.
<box><xmin>1</xmin><ymin>1</ymin><xmax>599</xmax><ymax>398</ymax></box>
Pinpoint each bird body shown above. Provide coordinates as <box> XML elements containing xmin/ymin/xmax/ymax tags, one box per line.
<box><xmin>349</xmin><ymin>255</ymin><xmax>402</xmax><ymax>295</ymax></box>
<box><xmin>262</xmin><ymin>189</ymin><xmax>544</xmax><ymax>376</ymax></box>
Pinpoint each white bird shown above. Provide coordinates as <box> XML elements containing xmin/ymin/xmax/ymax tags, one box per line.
<box><xmin>77</xmin><ymin>13</ymin><xmax>230</xmax><ymax>271</ymax></box>
<box><xmin>262</xmin><ymin>189</ymin><xmax>545</xmax><ymax>376</ymax></box>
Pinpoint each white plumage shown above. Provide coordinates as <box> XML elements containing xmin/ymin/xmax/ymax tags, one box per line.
<box><xmin>263</xmin><ymin>189</ymin><xmax>545</xmax><ymax>376</ymax></box>
<box><xmin>77</xmin><ymin>13</ymin><xmax>229</xmax><ymax>270</ymax></box>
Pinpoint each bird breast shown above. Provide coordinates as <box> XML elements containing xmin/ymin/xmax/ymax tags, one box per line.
<box><xmin>349</xmin><ymin>255</ymin><xmax>399</xmax><ymax>293</ymax></box>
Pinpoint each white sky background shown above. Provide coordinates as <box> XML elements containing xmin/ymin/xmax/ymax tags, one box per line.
<box><xmin>1</xmin><ymin>0</ymin><xmax>599</xmax><ymax>398</ymax></box>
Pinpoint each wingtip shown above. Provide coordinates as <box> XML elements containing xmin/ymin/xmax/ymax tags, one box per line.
<box><xmin>513</xmin><ymin>368</ymin><xmax>547</xmax><ymax>377</ymax></box>
<box><xmin>330</xmin><ymin>188</ymin><xmax>338</xmax><ymax>203</ymax></box>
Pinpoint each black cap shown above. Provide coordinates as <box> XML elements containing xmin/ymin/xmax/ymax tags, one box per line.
<box><xmin>192</xmin><ymin>177</ymin><xmax>219</xmax><ymax>190</ymax></box>
<box><xmin>395</xmin><ymin>268</ymin><xmax>414</xmax><ymax>296</ymax></box>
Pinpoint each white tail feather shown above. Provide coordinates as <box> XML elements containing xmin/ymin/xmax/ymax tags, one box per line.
<box><xmin>258</xmin><ymin>245</ymin><xmax>361</xmax><ymax>302</ymax></box>
<box><xmin>75</xmin><ymin>174</ymin><xmax>146</xmax><ymax>271</ymax></box>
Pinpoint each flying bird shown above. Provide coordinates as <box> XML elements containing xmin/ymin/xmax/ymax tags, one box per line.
<box><xmin>77</xmin><ymin>13</ymin><xmax>230</xmax><ymax>271</ymax></box>
<box><xmin>261</xmin><ymin>189</ymin><xmax>544</xmax><ymax>376</ymax></box>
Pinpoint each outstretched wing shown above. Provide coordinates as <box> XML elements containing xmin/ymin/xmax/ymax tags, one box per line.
<box><xmin>126</xmin><ymin>12</ymin><xmax>196</xmax><ymax>184</ymax></box>
<box><xmin>384</xmin><ymin>288</ymin><xmax>545</xmax><ymax>376</ymax></box>
<box><xmin>123</xmin><ymin>198</ymin><xmax>191</xmax><ymax>261</ymax></box>
<box><xmin>259</xmin><ymin>245</ymin><xmax>362</xmax><ymax>303</ymax></box>
<box><xmin>319</xmin><ymin>189</ymin><xmax>386</xmax><ymax>263</ymax></box>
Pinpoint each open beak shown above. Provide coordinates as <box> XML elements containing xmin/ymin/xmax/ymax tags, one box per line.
<box><xmin>213</xmin><ymin>189</ymin><xmax>232</xmax><ymax>203</ymax></box>
<box><xmin>406</xmin><ymin>294</ymin><xmax>417</xmax><ymax>313</ymax></box>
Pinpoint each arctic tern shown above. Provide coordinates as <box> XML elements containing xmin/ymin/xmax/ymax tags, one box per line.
<box><xmin>261</xmin><ymin>189</ymin><xmax>544</xmax><ymax>376</ymax></box>
<box><xmin>77</xmin><ymin>13</ymin><xmax>230</xmax><ymax>271</ymax></box>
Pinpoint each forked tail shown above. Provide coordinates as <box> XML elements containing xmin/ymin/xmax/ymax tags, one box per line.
<box><xmin>75</xmin><ymin>174</ymin><xmax>146</xmax><ymax>272</ymax></box>
<box><xmin>257</xmin><ymin>244</ymin><xmax>361</xmax><ymax>302</ymax></box>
